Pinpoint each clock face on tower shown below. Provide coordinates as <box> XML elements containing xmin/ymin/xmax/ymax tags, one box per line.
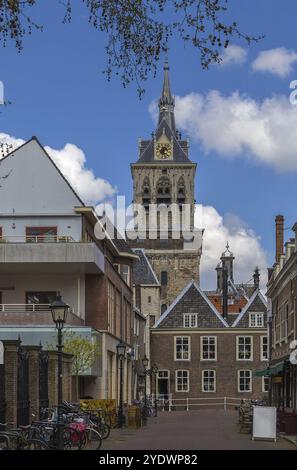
<box><xmin>155</xmin><ymin>142</ymin><xmax>172</xmax><ymax>159</ymax></box>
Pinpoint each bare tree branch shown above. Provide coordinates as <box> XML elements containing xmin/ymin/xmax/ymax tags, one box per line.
<box><xmin>0</xmin><ymin>1</ymin><xmax>262</xmax><ymax>95</ymax></box>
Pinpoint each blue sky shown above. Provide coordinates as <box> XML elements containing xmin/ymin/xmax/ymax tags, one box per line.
<box><xmin>1</xmin><ymin>0</ymin><xmax>297</xmax><ymax>287</ymax></box>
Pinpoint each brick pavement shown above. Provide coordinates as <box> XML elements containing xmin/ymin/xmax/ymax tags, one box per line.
<box><xmin>102</xmin><ymin>409</ymin><xmax>295</xmax><ymax>450</ymax></box>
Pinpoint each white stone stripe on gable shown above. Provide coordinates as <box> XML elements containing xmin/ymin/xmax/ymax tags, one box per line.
<box><xmin>193</xmin><ymin>282</ymin><xmax>229</xmax><ymax>327</ymax></box>
<box><xmin>231</xmin><ymin>289</ymin><xmax>267</xmax><ymax>328</ymax></box>
<box><xmin>153</xmin><ymin>281</ymin><xmax>195</xmax><ymax>328</ymax></box>
<box><xmin>153</xmin><ymin>280</ymin><xmax>229</xmax><ymax>328</ymax></box>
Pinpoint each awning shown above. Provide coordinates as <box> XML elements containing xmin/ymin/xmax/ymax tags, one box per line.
<box><xmin>254</xmin><ymin>361</ymin><xmax>284</xmax><ymax>377</ymax></box>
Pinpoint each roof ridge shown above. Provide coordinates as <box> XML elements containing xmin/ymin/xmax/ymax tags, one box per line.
<box><xmin>231</xmin><ymin>289</ymin><xmax>266</xmax><ymax>327</ymax></box>
<box><xmin>193</xmin><ymin>282</ymin><xmax>229</xmax><ymax>327</ymax></box>
<box><xmin>153</xmin><ymin>281</ymin><xmax>195</xmax><ymax>327</ymax></box>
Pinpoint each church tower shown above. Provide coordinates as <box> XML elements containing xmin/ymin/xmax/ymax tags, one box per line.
<box><xmin>129</xmin><ymin>62</ymin><xmax>203</xmax><ymax>310</ymax></box>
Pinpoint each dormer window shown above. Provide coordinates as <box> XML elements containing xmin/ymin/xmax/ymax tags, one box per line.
<box><xmin>183</xmin><ymin>313</ymin><xmax>198</xmax><ymax>328</ymax></box>
<box><xmin>249</xmin><ymin>312</ymin><xmax>264</xmax><ymax>327</ymax></box>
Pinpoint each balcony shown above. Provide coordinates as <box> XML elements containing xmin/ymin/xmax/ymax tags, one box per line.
<box><xmin>0</xmin><ymin>235</ymin><xmax>76</xmax><ymax>243</ymax></box>
<box><xmin>0</xmin><ymin>303</ymin><xmax>84</xmax><ymax>326</ymax></box>
<box><xmin>0</xmin><ymin>236</ymin><xmax>105</xmax><ymax>274</ymax></box>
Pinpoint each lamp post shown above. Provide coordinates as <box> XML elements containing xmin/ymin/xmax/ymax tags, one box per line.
<box><xmin>50</xmin><ymin>293</ymin><xmax>69</xmax><ymax>450</ymax></box>
<box><xmin>142</xmin><ymin>355</ymin><xmax>149</xmax><ymax>425</ymax></box>
<box><xmin>117</xmin><ymin>340</ymin><xmax>126</xmax><ymax>428</ymax></box>
<box><xmin>152</xmin><ymin>364</ymin><xmax>159</xmax><ymax>417</ymax></box>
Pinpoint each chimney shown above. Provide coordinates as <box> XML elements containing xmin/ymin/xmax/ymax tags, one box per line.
<box><xmin>275</xmin><ymin>215</ymin><xmax>284</xmax><ymax>263</ymax></box>
<box><xmin>216</xmin><ymin>264</ymin><xmax>223</xmax><ymax>291</ymax></box>
<box><xmin>222</xmin><ymin>262</ymin><xmax>228</xmax><ymax>320</ymax></box>
<box><xmin>253</xmin><ymin>267</ymin><xmax>260</xmax><ymax>291</ymax></box>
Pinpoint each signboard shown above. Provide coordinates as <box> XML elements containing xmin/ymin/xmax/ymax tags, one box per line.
<box><xmin>252</xmin><ymin>406</ymin><xmax>277</xmax><ymax>441</ymax></box>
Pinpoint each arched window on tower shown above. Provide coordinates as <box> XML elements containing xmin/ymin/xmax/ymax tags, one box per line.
<box><xmin>177</xmin><ymin>177</ymin><xmax>185</xmax><ymax>210</ymax></box>
<box><xmin>161</xmin><ymin>304</ymin><xmax>167</xmax><ymax>314</ymax></box>
<box><xmin>156</xmin><ymin>177</ymin><xmax>171</xmax><ymax>206</ymax></box>
<box><xmin>142</xmin><ymin>177</ymin><xmax>151</xmax><ymax>212</ymax></box>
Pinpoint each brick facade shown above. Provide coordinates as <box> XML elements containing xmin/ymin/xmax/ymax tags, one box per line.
<box><xmin>3</xmin><ymin>340</ymin><xmax>19</xmax><ymax>425</ymax></box>
<box><xmin>151</xmin><ymin>281</ymin><xmax>268</xmax><ymax>401</ymax></box>
<box><xmin>151</xmin><ymin>330</ymin><xmax>266</xmax><ymax>400</ymax></box>
<box><xmin>267</xmin><ymin>219</ymin><xmax>297</xmax><ymax>411</ymax></box>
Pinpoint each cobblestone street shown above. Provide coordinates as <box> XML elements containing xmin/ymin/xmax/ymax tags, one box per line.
<box><xmin>102</xmin><ymin>409</ymin><xmax>296</xmax><ymax>450</ymax></box>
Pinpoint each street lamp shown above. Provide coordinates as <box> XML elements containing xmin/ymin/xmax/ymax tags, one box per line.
<box><xmin>50</xmin><ymin>293</ymin><xmax>69</xmax><ymax>450</ymax></box>
<box><xmin>142</xmin><ymin>355</ymin><xmax>149</xmax><ymax>425</ymax></box>
<box><xmin>117</xmin><ymin>340</ymin><xmax>126</xmax><ymax>428</ymax></box>
<box><xmin>152</xmin><ymin>364</ymin><xmax>159</xmax><ymax>417</ymax></box>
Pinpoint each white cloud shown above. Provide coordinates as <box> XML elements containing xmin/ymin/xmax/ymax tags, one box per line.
<box><xmin>174</xmin><ymin>91</ymin><xmax>297</xmax><ymax>171</ymax></box>
<box><xmin>0</xmin><ymin>133</ymin><xmax>116</xmax><ymax>205</ymax></box>
<box><xmin>220</xmin><ymin>45</ymin><xmax>247</xmax><ymax>66</ymax></box>
<box><xmin>252</xmin><ymin>47</ymin><xmax>297</xmax><ymax>78</ymax></box>
<box><xmin>195</xmin><ymin>204</ymin><xmax>267</xmax><ymax>290</ymax></box>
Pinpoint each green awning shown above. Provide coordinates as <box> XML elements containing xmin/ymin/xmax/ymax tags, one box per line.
<box><xmin>254</xmin><ymin>362</ymin><xmax>284</xmax><ymax>377</ymax></box>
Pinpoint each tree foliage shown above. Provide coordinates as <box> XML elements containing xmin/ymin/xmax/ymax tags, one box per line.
<box><xmin>47</xmin><ymin>330</ymin><xmax>101</xmax><ymax>400</ymax></box>
<box><xmin>62</xmin><ymin>331</ymin><xmax>101</xmax><ymax>377</ymax></box>
<box><xmin>0</xmin><ymin>1</ymin><xmax>261</xmax><ymax>95</ymax></box>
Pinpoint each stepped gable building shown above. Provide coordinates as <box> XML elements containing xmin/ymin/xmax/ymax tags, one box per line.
<box><xmin>128</xmin><ymin>62</ymin><xmax>203</xmax><ymax>311</ymax></box>
<box><xmin>150</xmin><ymin>248</ymin><xmax>268</xmax><ymax>402</ymax></box>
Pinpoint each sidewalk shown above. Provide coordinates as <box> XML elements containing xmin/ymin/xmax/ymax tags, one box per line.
<box><xmin>102</xmin><ymin>409</ymin><xmax>296</xmax><ymax>450</ymax></box>
<box><xmin>280</xmin><ymin>433</ymin><xmax>297</xmax><ymax>448</ymax></box>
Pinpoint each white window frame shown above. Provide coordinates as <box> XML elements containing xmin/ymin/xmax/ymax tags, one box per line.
<box><xmin>238</xmin><ymin>370</ymin><xmax>252</xmax><ymax>393</ymax></box>
<box><xmin>174</xmin><ymin>336</ymin><xmax>191</xmax><ymax>361</ymax></box>
<box><xmin>249</xmin><ymin>312</ymin><xmax>264</xmax><ymax>328</ymax></box>
<box><xmin>175</xmin><ymin>370</ymin><xmax>190</xmax><ymax>392</ymax></box>
<box><xmin>202</xmin><ymin>370</ymin><xmax>216</xmax><ymax>393</ymax></box>
<box><xmin>261</xmin><ymin>336</ymin><xmax>268</xmax><ymax>361</ymax></box>
<box><xmin>183</xmin><ymin>313</ymin><xmax>198</xmax><ymax>328</ymax></box>
<box><xmin>262</xmin><ymin>376</ymin><xmax>269</xmax><ymax>393</ymax></box>
<box><xmin>157</xmin><ymin>370</ymin><xmax>170</xmax><ymax>396</ymax></box>
<box><xmin>200</xmin><ymin>336</ymin><xmax>217</xmax><ymax>361</ymax></box>
<box><xmin>236</xmin><ymin>336</ymin><xmax>253</xmax><ymax>361</ymax></box>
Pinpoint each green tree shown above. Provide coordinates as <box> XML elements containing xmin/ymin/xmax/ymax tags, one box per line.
<box><xmin>48</xmin><ymin>330</ymin><xmax>101</xmax><ymax>401</ymax></box>
<box><xmin>0</xmin><ymin>1</ymin><xmax>261</xmax><ymax>95</ymax></box>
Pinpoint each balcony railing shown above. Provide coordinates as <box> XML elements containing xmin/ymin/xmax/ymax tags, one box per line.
<box><xmin>0</xmin><ymin>304</ymin><xmax>51</xmax><ymax>313</ymax></box>
<box><xmin>0</xmin><ymin>235</ymin><xmax>76</xmax><ymax>243</ymax></box>
<box><xmin>0</xmin><ymin>304</ymin><xmax>84</xmax><ymax>326</ymax></box>
<box><xmin>0</xmin><ymin>304</ymin><xmax>75</xmax><ymax>313</ymax></box>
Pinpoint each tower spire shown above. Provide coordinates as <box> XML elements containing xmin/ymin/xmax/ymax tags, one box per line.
<box><xmin>158</xmin><ymin>60</ymin><xmax>176</xmax><ymax>131</ymax></box>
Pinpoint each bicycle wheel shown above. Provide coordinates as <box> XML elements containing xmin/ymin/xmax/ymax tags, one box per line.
<box><xmin>86</xmin><ymin>428</ymin><xmax>102</xmax><ymax>450</ymax></box>
<box><xmin>0</xmin><ymin>434</ymin><xmax>10</xmax><ymax>450</ymax></box>
<box><xmin>63</xmin><ymin>427</ymin><xmax>86</xmax><ymax>450</ymax></box>
<box><xmin>99</xmin><ymin>423</ymin><xmax>111</xmax><ymax>440</ymax></box>
<box><xmin>26</xmin><ymin>438</ymin><xmax>50</xmax><ymax>450</ymax></box>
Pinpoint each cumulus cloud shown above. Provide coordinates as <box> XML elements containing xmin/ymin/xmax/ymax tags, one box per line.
<box><xmin>0</xmin><ymin>133</ymin><xmax>116</xmax><ymax>205</ymax></box>
<box><xmin>174</xmin><ymin>91</ymin><xmax>297</xmax><ymax>171</ymax></box>
<box><xmin>195</xmin><ymin>204</ymin><xmax>267</xmax><ymax>290</ymax></box>
<box><xmin>220</xmin><ymin>45</ymin><xmax>247</xmax><ymax>66</ymax></box>
<box><xmin>251</xmin><ymin>47</ymin><xmax>297</xmax><ymax>78</ymax></box>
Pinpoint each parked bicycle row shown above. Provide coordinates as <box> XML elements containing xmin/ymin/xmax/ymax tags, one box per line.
<box><xmin>0</xmin><ymin>400</ymin><xmax>111</xmax><ymax>450</ymax></box>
